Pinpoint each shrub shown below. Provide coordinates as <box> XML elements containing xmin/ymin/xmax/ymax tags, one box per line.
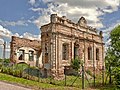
<box><xmin>71</xmin><ymin>57</ymin><xmax>80</xmax><ymax>71</ymax></box>
<box><xmin>13</xmin><ymin>70</ymin><xmax>21</xmax><ymax>77</ymax></box>
<box><xmin>1</xmin><ymin>66</ymin><xmax>9</xmax><ymax>74</ymax></box>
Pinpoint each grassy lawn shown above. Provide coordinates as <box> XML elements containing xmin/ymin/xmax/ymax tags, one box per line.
<box><xmin>0</xmin><ymin>62</ymin><xmax>118</xmax><ymax>90</ymax></box>
<box><xmin>0</xmin><ymin>73</ymin><xmax>80</xmax><ymax>90</ymax></box>
<box><xmin>95</xmin><ymin>84</ymin><xmax>117</xmax><ymax>90</ymax></box>
<box><xmin>0</xmin><ymin>72</ymin><xmax>118</xmax><ymax>90</ymax></box>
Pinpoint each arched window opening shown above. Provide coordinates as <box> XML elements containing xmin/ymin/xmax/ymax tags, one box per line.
<box><xmin>18</xmin><ymin>49</ymin><xmax>25</xmax><ymax>60</ymax></box>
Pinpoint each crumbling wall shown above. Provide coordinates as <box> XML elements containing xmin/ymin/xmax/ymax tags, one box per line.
<box><xmin>10</xmin><ymin>36</ymin><xmax>42</xmax><ymax>67</ymax></box>
<box><xmin>41</xmin><ymin>14</ymin><xmax>104</xmax><ymax>79</ymax></box>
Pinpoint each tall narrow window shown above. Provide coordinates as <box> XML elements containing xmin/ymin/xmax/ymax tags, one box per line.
<box><xmin>62</xmin><ymin>43</ymin><xmax>69</xmax><ymax>60</ymax></box>
<box><xmin>96</xmin><ymin>48</ymin><xmax>99</xmax><ymax>60</ymax></box>
<box><xmin>45</xmin><ymin>43</ymin><xmax>48</xmax><ymax>63</ymax></box>
<box><xmin>74</xmin><ymin>46</ymin><xmax>79</xmax><ymax>59</ymax></box>
<box><xmin>19</xmin><ymin>50</ymin><xmax>24</xmax><ymax>60</ymax></box>
<box><xmin>88</xmin><ymin>47</ymin><xmax>92</xmax><ymax>60</ymax></box>
<box><xmin>29</xmin><ymin>50</ymin><xmax>34</xmax><ymax>61</ymax></box>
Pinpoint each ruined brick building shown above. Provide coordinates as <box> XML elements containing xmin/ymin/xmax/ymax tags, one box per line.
<box><xmin>10</xmin><ymin>14</ymin><xmax>104</xmax><ymax>79</ymax></box>
<box><xmin>41</xmin><ymin>14</ymin><xmax>104</xmax><ymax>79</ymax></box>
<box><xmin>10</xmin><ymin>36</ymin><xmax>42</xmax><ymax>67</ymax></box>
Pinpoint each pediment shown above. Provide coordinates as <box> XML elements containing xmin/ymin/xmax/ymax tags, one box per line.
<box><xmin>77</xmin><ymin>17</ymin><xmax>87</xmax><ymax>27</ymax></box>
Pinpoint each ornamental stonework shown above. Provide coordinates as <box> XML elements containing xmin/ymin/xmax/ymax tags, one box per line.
<box><xmin>41</xmin><ymin>14</ymin><xmax>104</xmax><ymax>79</ymax></box>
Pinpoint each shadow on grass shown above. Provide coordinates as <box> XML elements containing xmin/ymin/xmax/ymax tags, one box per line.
<box><xmin>89</xmin><ymin>83</ymin><xmax>117</xmax><ymax>90</ymax></box>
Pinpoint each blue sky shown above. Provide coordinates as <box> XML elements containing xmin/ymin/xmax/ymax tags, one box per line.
<box><xmin>0</xmin><ymin>0</ymin><xmax>120</xmax><ymax>58</ymax></box>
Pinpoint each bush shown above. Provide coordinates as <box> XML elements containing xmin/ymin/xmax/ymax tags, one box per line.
<box><xmin>71</xmin><ymin>57</ymin><xmax>80</xmax><ymax>71</ymax></box>
<box><xmin>13</xmin><ymin>70</ymin><xmax>21</xmax><ymax>77</ymax></box>
<box><xmin>1</xmin><ymin>66</ymin><xmax>9</xmax><ymax>74</ymax></box>
<box><xmin>4</xmin><ymin>59</ymin><xmax>10</xmax><ymax>64</ymax></box>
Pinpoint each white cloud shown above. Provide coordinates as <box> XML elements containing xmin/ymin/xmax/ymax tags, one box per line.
<box><xmin>0</xmin><ymin>24</ymin><xmax>40</xmax><ymax>43</ymax></box>
<box><xmin>0</xmin><ymin>38</ymin><xmax>4</xmax><ymax>45</ymax></box>
<box><xmin>0</xmin><ymin>25</ymin><xmax>12</xmax><ymax>56</ymax></box>
<box><xmin>13</xmin><ymin>32</ymin><xmax>41</xmax><ymax>41</ymax></box>
<box><xmin>22</xmin><ymin>32</ymin><xmax>41</xmax><ymax>41</ymax></box>
<box><xmin>28</xmin><ymin>0</ymin><xmax>36</xmax><ymax>6</ymax></box>
<box><xmin>0</xmin><ymin>20</ymin><xmax>28</xmax><ymax>27</ymax></box>
<box><xmin>0</xmin><ymin>25</ymin><xmax>12</xmax><ymax>38</ymax></box>
<box><xmin>31</xmin><ymin>0</ymin><xmax>120</xmax><ymax>29</ymax></box>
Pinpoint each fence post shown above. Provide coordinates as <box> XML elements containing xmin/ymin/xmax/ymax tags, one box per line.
<box><xmin>21</xmin><ymin>64</ymin><xmax>23</xmax><ymax>78</ymax></box>
<box><xmin>2</xmin><ymin>41</ymin><xmax>6</xmax><ymax>65</ymax></box>
<box><xmin>28</xmin><ymin>64</ymin><xmax>30</xmax><ymax>80</ymax></box>
<box><xmin>64</xmin><ymin>66</ymin><xmax>66</xmax><ymax>86</ymax></box>
<box><xmin>38</xmin><ymin>68</ymin><xmax>40</xmax><ymax>82</ymax></box>
<box><xmin>82</xmin><ymin>65</ymin><xmax>84</xmax><ymax>89</ymax></box>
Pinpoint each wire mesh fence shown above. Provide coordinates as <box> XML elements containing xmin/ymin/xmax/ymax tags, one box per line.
<box><xmin>0</xmin><ymin>61</ymin><xmax>104</xmax><ymax>89</ymax></box>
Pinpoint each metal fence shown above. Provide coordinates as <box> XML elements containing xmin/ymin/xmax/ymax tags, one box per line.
<box><xmin>0</xmin><ymin>62</ymin><xmax>104</xmax><ymax>89</ymax></box>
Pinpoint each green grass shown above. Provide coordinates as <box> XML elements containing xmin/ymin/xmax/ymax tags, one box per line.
<box><xmin>95</xmin><ymin>84</ymin><xmax>117</xmax><ymax>90</ymax></box>
<box><xmin>50</xmin><ymin>75</ymin><xmax>90</xmax><ymax>88</ymax></box>
<box><xmin>0</xmin><ymin>62</ymin><xmax>118</xmax><ymax>90</ymax></box>
<box><xmin>0</xmin><ymin>73</ymin><xmax>79</xmax><ymax>90</ymax></box>
<box><xmin>0</xmin><ymin>72</ymin><xmax>118</xmax><ymax>90</ymax></box>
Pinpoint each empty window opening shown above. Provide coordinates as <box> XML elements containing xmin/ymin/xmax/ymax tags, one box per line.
<box><xmin>74</xmin><ymin>45</ymin><xmax>79</xmax><ymax>59</ymax></box>
<box><xmin>62</xmin><ymin>43</ymin><xmax>69</xmax><ymax>60</ymax></box>
<box><xmin>88</xmin><ymin>47</ymin><xmax>92</xmax><ymax>60</ymax></box>
<box><xmin>96</xmin><ymin>48</ymin><xmax>99</xmax><ymax>60</ymax></box>
<box><xmin>29</xmin><ymin>50</ymin><xmax>34</xmax><ymax>61</ymax></box>
<box><xmin>18</xmin><ymin>50</ymin><xmax>25</xmax><ymax>60</ymax></box>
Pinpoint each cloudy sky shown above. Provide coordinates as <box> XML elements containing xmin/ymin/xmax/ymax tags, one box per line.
<box><xmin>0</xmin><ymin>0</ymin><xmax>120</xmax><ymax>58</ymax></box>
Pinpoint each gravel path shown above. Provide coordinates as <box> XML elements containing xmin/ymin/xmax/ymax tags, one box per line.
<box><xmin>0</xmin><ymin>81</ymin><xmax>32</xmax><ymax>90</ymax></box>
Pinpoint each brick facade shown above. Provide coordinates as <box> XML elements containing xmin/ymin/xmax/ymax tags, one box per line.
<box><xmin>10</xmin><ymin>36</ymin><xmax>42</xmax><ymax>67</ymax></box>
<box><xmin>41</xmin><ymin>14</ymin><xmax>104</xmax><ymax>79</ymax></box>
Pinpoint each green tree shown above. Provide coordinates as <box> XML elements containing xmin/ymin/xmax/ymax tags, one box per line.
<box><xmin>105</xmin><ymin>25</ymin><xmax>120</xmax><ymax>87</ymax></box>
<box><xmin>105</xmin><ymin>48</ymin><xmax>115</xmax><ymax>84</ymax></box>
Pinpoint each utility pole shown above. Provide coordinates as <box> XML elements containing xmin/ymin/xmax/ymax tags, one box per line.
<box><xmin>3</xmin><ymin>41</ymin><xmax>6</xmax><ymax>65</ymax></box>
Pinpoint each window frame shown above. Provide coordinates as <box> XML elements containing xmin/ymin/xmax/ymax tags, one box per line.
<box><xmin>29</xmin><ymin>50</ymin><xmax>34</xmax><ymax>61</ymax></box>
<box><xmin>74</xmin><ymin>45</ymin><xmax>79</xmax><ymax>59</ymax></box>
<box><xmin>18</xmin><ymin>49</ymin><xmax>25</xmax><ymax>60</ymax></box>
<box><xmin>96</xmin><ymin>48</ymin><xmax>99</xmax><ymax>60</ymax></box>
<box><xmin>62</xmin><ymin>43</ymin><xmax>69</xmax><ymax>60</ymax></box>
<box><xmin>88</xmin><ymin>47</ymin><xmax>92</xmax><ymax>60</ymax></box>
